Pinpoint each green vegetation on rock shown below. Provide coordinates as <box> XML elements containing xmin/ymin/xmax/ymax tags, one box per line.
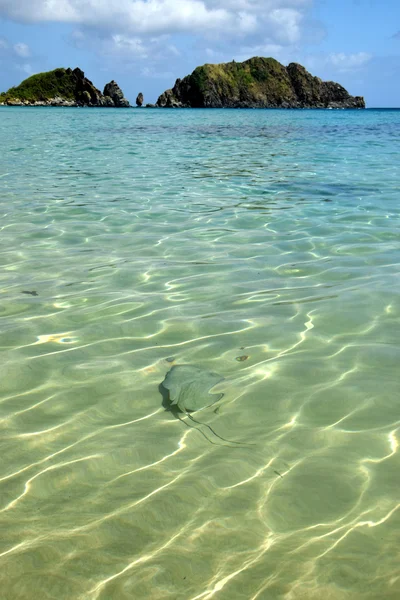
<box><xmin>157</xmin><ymin>57</ymin><xmax>365</xmax><ymax>109</ymax></box>
<box><xmin>0</xmin><ymin>67</ymin><xmax>130</xmax><ymax>107</ymax></box>
<box><xmin>0</xmin><ymin>68</ymin><xmax>77</xmax><ymax>103</ymax></box>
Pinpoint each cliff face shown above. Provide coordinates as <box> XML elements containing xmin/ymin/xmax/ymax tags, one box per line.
<box><xmin>0</xmin><ymin>68</ymin><xmax>130</xmax><ymax>107</ymax></box>
<box><xmin>156</xmin><ymin>57</ymin><xmax>365</xmax><ymax>109</ymax></box>
<box><xmin>103</xmin><ymin>80</ymin><xmax>130</xmax><ymax>107</ymax></box>
<box><xmin>286</xmin><ymin>63</ymin><xmax>363</xmax><ymax>108</ymax></box>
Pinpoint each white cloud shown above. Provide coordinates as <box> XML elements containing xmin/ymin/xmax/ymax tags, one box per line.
<box><xmin>303</xmin><ymin>51</ymin><xmax>372</xmax><ymax>76</ymax></box>
<box><xmin>0</xmin><ymin>0</ymin><xmax>311</xmax><ymax>44</ymax></box>
<box><xmin>0</xmin><ymin>38</ymin><xmax>34</xmax><ymax>82</ymax></box>
<box><xmin>13</xmin><ymin>42</ymin><xmax>30</xmax><ymax>57</ymax></box>
<box><xmin>269</xmin><ymin>9</ymin><xmax>303</xmax><ymax>44</ymax></box>
<box><xmin>0</xmin><ymin>37</ymin><xmax>31</xmax><ymax>59</ymax></box>
<box><xmin>17</xmin><ymin>63</ymin><xmax>34</xmax><ymax>74</ymax></box>
<box><xmin>234</xmin><ymin>43</ymin><xmax>287</xmax><ymax>62</ymax></box>
<box><xmin>141</xmin><ymin>66</ymin><xmax>174</xmax><ymax>78</ymax></box>
<box><xmin>327</xmin><ymin>52</ymin><xmax>372</xmax><ymax>72</ymax></box>
<box><xmin>70</xmin><ymin>28</ymin><xmax>181</xmax><ymax>78</ymax></box>
<box><xmin>111</xmin><ymin>34</ymin><xmax>148</xmax><ymax>58</ymax></box>
<box><xmin>0</xmin><ymin>0</ymin><xmax>320</xmax><ymax>81</ymax></box>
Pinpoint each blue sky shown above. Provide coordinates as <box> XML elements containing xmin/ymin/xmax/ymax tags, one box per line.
<box><xmin>0</xmin><ymin>0</ymin><xmax>399</xmax><ymax>106</ymax></box>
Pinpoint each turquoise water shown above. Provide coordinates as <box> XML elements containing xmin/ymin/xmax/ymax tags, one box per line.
<box><xmin>0</xmin><ymin>107</ymin><xmax>399</xmax><ymax>599</ymax></box>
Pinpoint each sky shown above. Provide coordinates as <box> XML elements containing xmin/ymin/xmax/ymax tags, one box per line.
<box><xmin>0</xmin><ymin>0</ymin><xmax>399</xmax><ymax>107</ymax></box>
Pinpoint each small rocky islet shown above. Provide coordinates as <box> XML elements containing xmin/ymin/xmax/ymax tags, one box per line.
<box><xmin>0</xmin><ymin>57</ymin><xmax>365</xmax><ymax>109</ymax></box>
<box><xmin>0</xmin><ymin>67</ymin><xmax>130</xmax><ymax>107</ymax></box>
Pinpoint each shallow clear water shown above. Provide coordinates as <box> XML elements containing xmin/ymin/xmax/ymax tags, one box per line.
<box><xmin>0</xmin><ymin>107</ymin><xmax>399</xmax><ymax>600</ymax></box>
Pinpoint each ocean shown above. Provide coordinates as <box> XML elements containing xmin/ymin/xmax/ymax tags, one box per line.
<box><xmin>0</xmin><ymin>107</ymin><xmax>399</xmax><ymax>599</ymax></box>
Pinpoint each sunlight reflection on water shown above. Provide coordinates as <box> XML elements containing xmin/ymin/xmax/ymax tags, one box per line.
<box><xmin>0</xmin><ymin>107</ymin><xmax>399</xmax><ymax>599</ymax></box>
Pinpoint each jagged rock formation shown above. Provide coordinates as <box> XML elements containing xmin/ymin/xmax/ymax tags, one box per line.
<box><xmin>136</xmin><ymin>92</ymin><xmax>144</xmax><ymax>107</ymax></box>
<box><xmin>156</xmin><ymin>57</ymin><xmax>365</xmax><ymax>109</ymax></box>
<box><xmin>0</xmin><ymin>68</ymin><xmax>130</xmax><ymax>107</ymax></box>
<box><xmin>103</xmin><ymin>80</ymin><xmax>130</xmax><ymax>107</ymax></box>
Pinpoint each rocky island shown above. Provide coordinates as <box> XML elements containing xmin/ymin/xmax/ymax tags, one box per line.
<box><xmin>0</xmin><ymin>58</ymin><xmax>365</xmax><ymax>109</ymax></box>
<box><xmin>156</xmin><ymin>57</ymin><xmax>365</xmax><ymax>109</ymax></box>
<box><xmin>0</xmin><ymin>67</ymin><xmax>130</xmax><ymax>107</ymax></box>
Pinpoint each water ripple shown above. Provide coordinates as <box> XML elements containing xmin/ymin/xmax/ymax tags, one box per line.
<box><xmin>0</xmin><ymin>107</ymin><xmax>399</xmax><ymax>599</ymax></box>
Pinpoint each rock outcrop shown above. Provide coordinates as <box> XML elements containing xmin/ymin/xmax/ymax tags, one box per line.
<box><xmin>103</xmin><ymin>80</ymin><xmax>130</xmax><ymax>107</ymax></box>
<box><xmin>0</xmin><ymin>68</ymin><xmax>130</xmax><ymax>107</ymax></box>
<box><xmin>286</xmin><ymin>63</ymin><xmax>363</xmax><ymax>108</ymax></box>
<box><xmin>136</xmin><ymin>92</ymin><xmax>144</xmax><ymax>107</ymax></box>
<box><xmin>156</xmin><ymin>57</ymin><xmax>365</xmax><ymax>109</ymax></box>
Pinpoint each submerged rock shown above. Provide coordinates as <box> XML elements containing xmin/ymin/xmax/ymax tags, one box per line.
<box><xmin>156</xmin><ymin>57</ymin><xmax>365</xmax><ymax>109</ymax></box>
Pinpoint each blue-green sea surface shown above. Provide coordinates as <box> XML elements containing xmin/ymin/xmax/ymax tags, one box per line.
<box><xmin>0</xmin><ymin>107</ymin><xmax>399</xmax><ymax>600</ymax></box>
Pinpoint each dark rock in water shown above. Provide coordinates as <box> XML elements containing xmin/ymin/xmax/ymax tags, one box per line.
<box><xmin>0</xmin><ymin>68</ymin><xmax>130</xmax><ymax>107</ymax></box>
<box><xmin>72</xmin><ymin>67</ymin><xmax>113</xmax><ymax>106</ymax></box>
<box><xmin>157</xmin><ymin>88</ymin><xmax>183</xmax><ymax>108</ymax></box>
<box><xmin>103</xmin><ymin>95</ymin><xmax>115</xmax><ymax>107</ymax></box>
<box><xmin>103</xmin><ymin>80</ymin><xmax>130</xmax><ymax>107</ymax></box>
<box><xmin>156</xmin><ymin>57</ymin><xmax>365</xmax><ymax>109</ymax></box>
<box><xmin>145</xmin><ymin>103</ymin><xmax>157</xmax><ymax>108</ymax></box>
<box><xmin>136</xmin><ymin>92</ymin><xmax>144</xmax><ymax>107</ymax></box>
